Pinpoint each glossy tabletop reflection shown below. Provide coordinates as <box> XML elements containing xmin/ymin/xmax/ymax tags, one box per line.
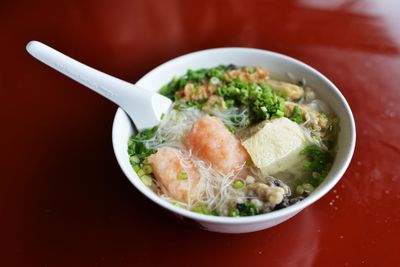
<box><xmin>1</xmin><ymin>0</ymin><xmax>399</xmax><ymax>266</ymax></box>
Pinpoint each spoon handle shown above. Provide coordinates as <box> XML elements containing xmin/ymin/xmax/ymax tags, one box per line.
<box><xmin>26</xmin><ymin>41</ymin><xmax>171</xmax><ymax>130</ymax></box>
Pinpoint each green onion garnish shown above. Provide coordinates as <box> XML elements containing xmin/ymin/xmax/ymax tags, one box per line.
<box><xmin>140</xmin><ymin>175</ymin><xmax>153</xmax><ymax>187</ymax></box>
<box><xmin>142</xmin><ymin>165</ymin><xmax>153</xmax><ymax>174</ymax></box>
<box><xmin>233</xmin><ymin>180</ymin><xmax>245</xmax><ymax>189</ymax></box>
<box><xmin>177</xmin><ymin>171</ymin><xmax>188</xmax><ymax>180</ymax></box>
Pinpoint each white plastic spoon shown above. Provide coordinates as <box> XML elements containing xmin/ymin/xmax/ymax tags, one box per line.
<box><xmin>26</xmin><ymin>41</ymin><xmax>172</xmax><ymax>130</ymax></box>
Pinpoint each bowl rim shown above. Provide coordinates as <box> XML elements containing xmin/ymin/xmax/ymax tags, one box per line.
<box><xmin>112</xmin><ymin>47</ymin><xmax>356</xmax><ymax>224</ymax></box>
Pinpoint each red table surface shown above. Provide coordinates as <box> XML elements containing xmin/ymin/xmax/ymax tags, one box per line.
<box><xmin>1</xmin><ymin>0</ymin><xmax>399</xmax><ymax>266</ymax></box>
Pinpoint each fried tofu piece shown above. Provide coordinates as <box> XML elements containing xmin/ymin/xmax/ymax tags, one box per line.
<box><xmin>241</xmin><ymin>118</ymin><xmax>309</xmax><ymax>175</ymax></box>
<box><xmin>226</xmin><ymin>67</ymin><xmax>269</xmax><ymax>83</ymax></box>
<box><xmin>265</xmin><ymin>79</ymin><xmax>304</xmax><ymax>100</ymax></box>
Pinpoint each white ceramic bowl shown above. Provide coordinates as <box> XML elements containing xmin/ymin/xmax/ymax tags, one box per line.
<box><xmin>112</xmin><ymin>48</ymin><xmax>356</xmax><ymax>233</ymax></box>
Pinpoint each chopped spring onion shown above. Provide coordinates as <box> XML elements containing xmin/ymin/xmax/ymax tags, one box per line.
<box><xmin>301</xmin><ymin>145</ymin><xmax>333</xmax><ymax>187</ymax></box>
<box><xmin>210</xmin><ymin>77</ymin><xmax>220</xmax><ymax>85</ymax></box>
<box><xmin>140</xmin><ymin>175</ymin><xmax>153</xmax><ymax>187</ymax></box>
<box><xmin>296</xmin><ymin>185</ymin><xmax>304</xmax><ymax>195</ymax></box>
<box><xmin>228</xmin><ymin>208</ymin><xmax>240</xmax><ymax>217</ymax></box>
<box><xmin>142</xmin><ymin>164</ymin><xmax>153</xmax><ymax>174</ymax></box>
<box><xmin>296</xmin><ymin>183</ymin><xmax>315</xmax><ymax>195</ymax></box>
<box><xmin>193</xmin><ymin>205</ymin><xmax>210</xmax><ymax>215</ymax></box>
<box><xmin>233</xmin><ymin>180</ymin><xmax>245</xmax><ymax>189</ymax></box>
<box><xmin>211</xmin><ymin>209</ymin><xmax>220</xmax><ymax>216</ymax></box>
<box><xmin>291</xmin><ymin>105</ymin><xmax>303</xmax><ymax>123</ymax></box>
<box><xmin>236</xmin><ymin>202</ymin><xmax>259</xmax><ymax>216</ymax></box>
<box><xmin>276</xmin><ymin>109</ymin><xmax>285</xmax><ymax>117</ymax></box>
<box><xmin>177</xmin><ymin>171</ymin><xmax>188</xmax><ymax>180</ymax></box>
<box><xmin>302</xmin><ymin>183</ymin><xmax>315</xmax><ymax>193</ymax></box>
<box><xmin>133</xmin><ymin>165</ymin><xmax>140</xmax><ymax>172</ymax></box>
<box><xmin>129</xmin><ymin>155</ymin><xmax>140</xmax><ymax>164</ymax></box>
<box><xmin>137</xmin><ymin>169</ymin><xmax>145</xmax><ymax>177</ymax></box>
<box><xmin>171</xmin><ymin>201</ymin><xmax>180</xmax><ymax>207</ymax></box>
